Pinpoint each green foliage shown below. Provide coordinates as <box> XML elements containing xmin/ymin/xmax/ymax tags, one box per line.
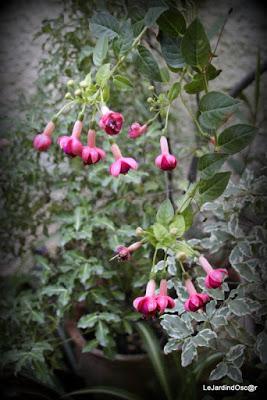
<box><xmin>181</xmin><ymin>18</ymin><xmax>211</xmax><ymax>67</ymax></box>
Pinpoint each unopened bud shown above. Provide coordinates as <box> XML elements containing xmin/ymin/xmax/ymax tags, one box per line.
<box><xmin>65</xmin><ymin>92</ymin><xmax>72</xmax><ymax>99</ymax></box>
<box><xmin>170</xmin><ymin>227</ymin><xmax>178</xmax><ymax>235</ymax></box>
<box><xmin>149</xmin><ymin>107</ymin><xmax>154</xmax><ymax>112</ymax></box>
<box><xmin>67</xmin><ymin>79</ymin><xmax>74</xmax><ymax>86</ymax></box>
<box><xmin>176</xmin><ymin>252</ymin><xmax>187</xmax><ymax>262</ymax></box>
<box><xmin>135</xmin><ymin>227</ymin><xmax>144</xmax><ymax>237</ymax></box>
<box><xmin>148</xmin><ymin>85</ymin><xmax>154</xmax><ymax>91</ymax></box>
<box><xmin>147</xmin><ymin>97</ymin><xmax>153</xmax><ymax>103</ymax></box>
<box><xmin>210</xmin><ymin>136</ymin><xmax>216</xmax><ymax>145</ymax></box>
<box><xmin>74</xmin><ymin>89</ymin><xmax>82</xmax><ymax>97</ymax></box>
<box><xmin>79</xmin><ymin>80</ymin><xmax>87</xmax><ymax>88</ymax></box>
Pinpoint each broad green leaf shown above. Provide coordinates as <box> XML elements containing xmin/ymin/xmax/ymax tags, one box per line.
<box><xmin>156</xmin><ymin>199</ymin><xmax>174</xmax><ymax>225</ymax></box>
<box><xmin>181</xmin><ymin>205</ymin><xmax>193</xmax><ymax>230</ymax></box>
<box><xmin>217</xmin><ymin>124</ymin><xmax>257</xmax><ymax>154</ymax></box>
<box><xmin>181</xmin><ymin>18</ymin><xmax>211</xmax><ymax>67</ymax></box>
<box><xmin>160</xmin><ymin>66</ymin><xmax>170</xmax><ymax>82</ymax></box>
<box><xmin>113</xmin><ymin>75</ymin><xmax>133</xmax><ymax>90</ymax></box>
<box><xmin>181</xmin><ymin>338</ymin><xmax>197</xmax><ymax>367</ymax></box>
<box><xmin>161</xmin><ymin>314</ymin><xmax>193</xmax><ymax>339</ymax></box>
<box><xmin>199</xmin><ymin>171</ymin><xmax>231</xmax><ymax>203</ymax></box>
<box><xmin>184</xmin><ymin>64</ymin><xmax>221</xmax><ymax>94</ymax></box>
<box><xmin>82</xmin><ymin>339</ymin><xmax>98</xmax><ymax>353</ymax></box>
<box><xmin>118</xmin><ymin>20</ymin><xmax>134</xmax><ymax>55</ymax></box>
<box><xmin>168</xmin><ymin>82</ymin><xmax>181</xmax><ymax>101</ymax></box>
<box><xmin>93</xmin><ymin>34</ymin><xmax>109</xmax><ymax>66</ymax></box>
<box><xmin>174</xmin><ymin>241</ymin><xmax>195</xmax><ymax>257</ymax></box>
<box><xmin>153</xmin><ymin>223</ymin><xmax>172</xmax><ymax>246</ymax></box>
<box><xmin>96</xmin><ymin>63</ymin><xmax>110</xmax><ymax>86</ymax></box>
<box><xmin>159</xmin><ymin>32</ymin><xmax>185</xmax><ymax>68</ymax></box>
<box><xmin>96</xmin><ymin>320</ymin><xmax>109</xmax><ymax>347</ymax></box>
<box><xmin>90</xmin><ymin>12</ymin><xmax>120</xmax><ymax>39</ymax></box>
<box><xmin>157</xmin><ymin>8</ymin><xmax>186</xmax><ymax>36</ymax></box>
<box><xmin>137</xmin><ymin>45</ymin><xmax>162</xmax><ymax>81</ymax></box>
<box><xmin>199</xmin><ymin>91</ymin><xmax>240</xmax><ymax>130</ymax></box>
<box><xmin>169</xmin><ymin>215</ymin><xmax>185</xmax><ymax>237</ymax></box>
<box><xmin>228</xmin><ymin>298</ymin><xmax>260</xmax><ymax>316</ymax></box>
<box><xmin>198</xmin><ymin>153</ymin><xmax>228</xmax><ymax>178</ymax></box>
<box><xmin>78</xmin><ymin>313</ymin><xmax>98</xmax><ymax>329</ymax></box>
<box><xmin>144</xmin><ymin>6</ymin><xmax>168</xmax><ymax>27</ymax></box>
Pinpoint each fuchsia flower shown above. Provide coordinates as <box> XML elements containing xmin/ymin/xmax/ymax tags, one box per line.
<box><xmin>133</xmin><ymin>279</ymin><xmax>158</xmax><ymax>318</ymax></box>
<box><xmin>99</xmin><ymin>105</ymin><xmax>124</xmax><ymax>136</ymax></box>
<box><xmin>156</xmin><ymin>279</ymin><xmax>175</xmax><ymax>314</ymax></box>
<box><xmin>128</xmin><ymin>122</ymin><xmax>147</xmax><ymax>139</ymax></box>
<box><xmin>57</xmin><ymin>120</ymin><xmax>83</xmax><ymax>157</ymax></box>
<box><xmin>199</xmin><ymin>255</ymin><xmax>228</xmax><ymax>289</ymax></box>
<box><xmin>116</xmin><ymin>242</ymin><xmax>142</xmax><ymax>261</ymax></box>
<box><xmin>81</xmin><ymin>129</ymin><xmax>106</xmax><ymax>165</ymax></box>
<box><xmin>109</xmin><ymin>143</ymin><xmax>138</xmax><ymax>177</ymax></box>
<box><xmin>184</xmin><ymin>278</ymin><xmax>210</xmax><ymax>312</ymax></box>
<box><xmin>155</xmin><ymin>136</ymin><xmax>177</xmax><ymax>171</ymax></box>
<box><xmin>33</xmin><ymin>121</ymin><xmax>55</xmax><ymax>151</ymax></box>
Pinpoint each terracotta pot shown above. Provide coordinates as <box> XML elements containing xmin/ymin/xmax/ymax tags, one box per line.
<box><xmin>65</xmin><ymin>320</ymin><xmax>172</xmax><ymax>399</ymax></box>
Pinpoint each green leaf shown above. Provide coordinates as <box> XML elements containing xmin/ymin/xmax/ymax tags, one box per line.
<box><xmin>96</xmin><ymin>63</ymin><xmax>110</xmax><ymax>86</ymax></box>
<box><xmin>93</xmin><ymin>33</ymin><xmax>109</xmax><ymax>66</ymax></box>
<box><xmin>199</xmin><ymin>172</ymin><xmax>231</xmax><ymax>203</ymax></box>
<box><xmin>174</xmin><ymin>241</ymin><xmax>195</xmax><ymax>257</ymax></box>
<box><xmin>181</xmin><ymin>338</ymin><xmax>197</xmax><ymax>367</ymax></box>
<box><xmin>198</xmin><ymin>153</ymin><xmax>228</xmax><ymax>178</ymax></box>
<box><xmin>137</xmin><ymin>322</ymin><xmax>172</xmax><ymax>400</ymax></box>
<box><xmin>90</xmin><ymin>11</ymin><xmax>120</xmax><ymax>39</ymax></box>
<box><xmin>184</xmin><ymin>64</ymin><xmax>221</xmax><ymax>94</ymax></box>
<box><xmin>157</xmin><ymin>8</ymin><xmax>186</xmax><ymax>36</ymax></box>
<box><xmin>62</xmin><ymin>387</ymin><xmax>143</xmax><ymax>400</ymax></box>
<box><xmin>82</xmin><ymin>339</ymin><xmax>98</xmax><ymax>353</ymax></box>
<box><xmin>169</xmin><ymin>215</ymin><xmax>185</xmax><ymax>237</ymax></box>
<box><xmin>113</xmin><ymin>75</ymin><xmax>133</xmax><ymax>90</ymax></box>
<box><xmin>78</xmin><ymin>313</ymin><xmax>98</xmax><ymax>329</ymax></box>
<box><xmin>227</xmin><ymin>365</ymin><xmax>242</xmax><ymax>382</ymax></box>
<box><xmin>217</xmin><ymin>124</ymin><xmax>257</xmax><ymax>154</ymax></box>
<box><xmin>137</xmin><ymin>45</ymin><xmax>162</xmax><ymax>82</ymax></box>
<box><xmin>209</xmin><ymin>362</ymin><xmax>228</xmax><ymax>380</ymax></box>
<box><xmin>96</xmin><ymin>320</ymin><xmax>109</xmax><ymax>347</ymax></box>
<box><xmin>156</xmin><ymin>199</ymin><xmax>174</xmax><ymax>225</ymax></box>
<box><xmin>193</xmin><ymin>329</ymin><xmax>217</xmax><ymax>348</ymax></box>
<box><xmin>161</xmin><ymin>314</ymin><xmax>193</xmax><ymax>339</ymax></box>
<box><xmin>228</xmin><ymin>298</ymin><xmax>260</xmax><ymax>317</ymax></box>
<box><xmin>199</xmin><ymin>91</ymin><xmax>240</xmax><ymax>130</ymax></box>
<box><xmin>153</xmin><ymin>223</ymin><xmax>172</xmax><ymax>246</ymax></box>
<box><xmin>181</xmin><ymin>205</ymin><xmax>193</xmax><ymax>230</ymax></box>
<box><xmin>159</xmin><ymin>32</ymin><xmax>185</xmax><ymax>68</ymax></box>
<box><xmin>181</xmin><ymin>18</ymin><xmax>211</xmax><ymax>67</ymax></box>
<box><xmin>144</xmin><ymin>6</ymin><xmax>168</xmax><ymax>27</ymax></box>
<box><xmin>118</xmin><ymin>20</ymin><xmax>134</xmax><ymax>55</ymax></box>
<box><xmin>168</xmin><ymin>82</ymin><xmax>181</xmax><ymax>101</ymax></box>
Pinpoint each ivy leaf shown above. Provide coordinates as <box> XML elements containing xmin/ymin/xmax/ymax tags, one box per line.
<box><xmin>217</xmin><ymin>124</ymin><xmax>258</xmax><ymax>154</ymax></box>
<box><xmin>226</xmin><ymin>345</ymin><xmax>246</xmax><ymax>368</ymax></box>
<box><xmin>199</xmin><ymin>172</ymin><xmax>231</xmax><ymax>203</ymax></box>
<box><xmin>156</xmin><ymin>199</ymin><xmax>174</xmax><ymax>225</ymax></box>
<box><xmin>159</xmin><ymin>32</ymin><xmax>185</xmax><ymax>68</ymax></box>
<box><xmin>96</xmin><ymin>63</ymin><xmax>110</xmax><ymax>86</ymax></box>
<box><xmin>199</xmin><ymin>91</ymin><xmax>240</xmax><ymax>130</ymax></box>
<box><xmin>157</xmin><ymin>8</ymin><xmax>186</xmax><ymax>36</ymax></box>
<box><xmin>93</xmin><ymin>33</ymin><xmax>109</xmax><ymax>66</ymax></box>
<box><xmin>90</xmin><ymin>11</ymin><xmax>120</xmax><ymax>39</ymax></box>
<box><xmin>209</xmin><ymin>362</ymin><xmax>228</xmax><ymax>380</ymax></box>
<box><xmin>198</xmin><ymin>153</ymin><xmax>228</xmax><ymax>178</ymax></box>
<box><xmin>181</xmin><ymin>18</ymin><xmax>211</xmax><ymax>67</ymax></box>
<box><xmin>181</xmin><ymin>338</ymin><xmax>197</xmax><ymax>367</ymax></box>
<box><xmin>144</xmin><ymin>6</ymin><xmax>168</xmax><ymax>27</ymax></box>
<box><xmin>228</xmin><ymin>298</ymin><xmax>260</xmax><ymax>316</ymax></box>
<box><xmin>137</xmin><ymin>45</ymin><xmax>162</xmax><ymax>81</ymax></box>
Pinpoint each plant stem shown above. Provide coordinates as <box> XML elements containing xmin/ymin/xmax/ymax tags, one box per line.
<box><xmin>54</xmin><ymin>101</ymin><xmax>76</xmax><ymax>118</ymax></box>
<box><xmin>180</xmin><ymin>94</ymin><xmax>207</xmax><ymax>137</ymax></box>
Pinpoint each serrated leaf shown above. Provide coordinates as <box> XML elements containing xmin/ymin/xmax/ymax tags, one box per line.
<box><xmin>157</xmin><ymin>8</ymin><xmax>186</xmax><ymax>36</ymax></box>
<box><xmin>181</xmin><ymin>339</ymin><xmax>197</xmax><ymax>367</ymax></box>
<box><xmin>184</xmin><ymin>64</ymin><xmax>221</xmax><ymax>94</ymax></box>
<box><xmin>118</xmin><ymin>20</ymin><xmax>134</xmax><ymax>55</ymax></box>
<box><xmin>199</xmin><ymin>172</ymin><xmax>231</xmax><ymax>203</ymax></box>
<box><xmin>113</xmin><ymin>75</ymin><xmax>133</xmax><ymax>89</ymax></box>
<box><xmin>90</xmin><ymin>12</ymin><xmax>120</xmax><ymax>39</ymax></box>
<box><xmin>199</xmin><ymin>91</ymin><xmax>240</xmax><ymax>130</ymax></box>
<box><xmin>217</xmin><ymin>124</ymin><xmax>257</xmax><ymax>154</ymax></box>
<box><xmin>137</xmin><ymin>45</ymin><xmax>162</xmax><ymax>81</ymax></box>
<box><xmin>144</xmin><ymin>6</ymin><xmax>168</xmax><ymax>27</ymax></box>
<box><xmin>159</xmin><ymin>32</ymin><xmax>185</xmax><ymax>68</ymax></box>
<box><xmin>181</xmin><ymin>18</ymin><xmax>211</xmax><ymax>67</ymax></box>
<box><xmin>96</xmin><ymin>320</ymin><xmax>109</xmax><ymax>347</ymax></box>
<box><xmin>161</xmin><ymin>314</ymin><xmax>193</xmax><ymax>339</ymax></box>
<box><xmin>198</xmin><ymin>153</ymin><xmax>228</xmax><ymax>178</ymax></box>
<box><xmin>96</xmin><ymin>63</ymin><xmax>110</xmax><ymax>86</ymax></box>
<box><xmin>93</xmin><ymin>33</ymin><xmax>109</xmax><ymax>66</ymax></box>
<box><xmin>156</xmin><ymin>199</ymin><xmax>174</xmax><ymax>225</ymax></box>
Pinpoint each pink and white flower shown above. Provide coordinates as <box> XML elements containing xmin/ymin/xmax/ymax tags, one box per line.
<box><xmin>184</xmin><ymin>277</ymin><xmax>210</xmax><ymax>312</ymax></box>
<box><xmin>33</xmin><ymin>121</ymin><xmax>55</xmax><ymax>151</ymax></box>
<box><xmin>199</xmin><ymin>255</ymin><xmax>228</xmax><ymax>289</ymax></box>
<box><xmin>133</xmin><ymin>279</ymin><xmax>157</xmax><ymax>318</ymax></box>
<box><xmin>128</xmin><ymin>122</ymin><xmax>147</xmax><ymax>139</ymax></box>
<box><xmin>99</xmin><ymin>105</ymin><xmax>124</xmax><ymax>136</ymax></box>
<box><xmin>155</xmin><ymin>136</ymin><xmax>177</xmax><ymax>171</ymax></box>
<box><xmin>109</xmin><ymin>143</ymin><xmax>138</xmax><ymax>177</ymax></box>
<box><xmin>81</xmin><ymin>129</ymin><xmax>106</xmax><ymax>165</ymax></box>
<box><xmin>156</xmin><ymin>279</ymin><xmax>175</xmax><ymax>314</ymax></box>
<box><xmin>57</xmin><ymin>120</ymin><xmax>83</xmax><ymax>157</ymax></box>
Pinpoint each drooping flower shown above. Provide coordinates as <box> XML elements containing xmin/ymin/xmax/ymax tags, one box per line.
<box><xmin>155</xmin><ymin>136</ymin><xmax>177</xmax><ymax>171</ymax></box>
<box><xmin>57</xmin><ymin>120</ymin><xmax>83</xmax><ymax>157</ymax></box>
<box><xmin>81</xmin><ymin>129</ymin><xmax>106</xmax><ymax>165</ymax></box>
<box><xmin>99</xmin><ymin>105</ymin><xmax>124</xmax><ymax>136</ymax></box>
<box><xmin>33</xmin><ymin>121</ymin><xmax>55</xmax><ymax>151</ymax></box>
<box><xmin>109</xmin><ymin>143</ymin><xmax>138</xmax><ymax>177</ymax></box>
<box><xmin>128</xmin><ymin>122</ymin><xmax>147</xmax><ymax>139</ymax></box>
<box><xmin>133</xmin><ymin>279</ymin><xmax>157</xmax><ymax>318</ymax></box>
<box><xmin>156</xmin><ymin>279</ymin><xmax>175</xmax><ymax>314</ymax></box>
<box><xmin>199</xmin><ymin>255</ymin><xmax>228</xmax><ymax>289</ymax></box>
<box><xmin>115</xmin><ymin>241</ymin><xmax>142</xmax><ymax>261</ymax></box>
<box><xmin>184</xmin><ymin>277</ymin><xmax>210</xmax><ymax>312</ymax></box>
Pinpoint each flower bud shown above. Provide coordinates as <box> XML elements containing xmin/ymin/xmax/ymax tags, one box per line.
<box><xmin>74</xmin><ymin>89</ymin><xmax>82</xmax><ymax>97</ymax></box>
<box><xmin>170</xmin><ymin>227</ymin><xmax>178</xmax><ymax>235</ymax></box>
<box><xmin>135</xmin><ymin>227</ymin><xmax>144</xmax><ymax>237</ymax></box>
<box><xmin>176</xmin><ymin>252</ymin><xmax>187</xmax><ymax>262</ymax></box>
<box><xmin>148</xmin><ymin>85</ymin><xmax>154</xmax><ymax>91</ymax></box>
<box><xmin>147</xmin><ymin>97</ymin><xmax>153</xmax><ymax>103</ymax></box>
<box><xmin>67</xmin><ymin>79</ymin><xmax>74</xmax><ymax>86</ymax></box>
<box><xmin>65</xmin><ymin>92</ymin><xmax>72</xmax><ymax>99</ymax></box>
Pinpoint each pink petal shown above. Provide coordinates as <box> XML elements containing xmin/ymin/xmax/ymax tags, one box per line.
<box><xmin>133</xmin><ymin>296</ymin><xmax>145</xmax><ymax>311</ymax></box>
<box><xmin>110</xmin><ymin>160</ymin><xmax>122</xmax><ymax>177</ymax></box>
<box><xmin>123</xmin><ymin>157</ymin><xmax>138</xmax><ymax>170</ymax></box>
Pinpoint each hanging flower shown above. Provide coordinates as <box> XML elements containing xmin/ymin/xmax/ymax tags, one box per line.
<box><xmin>109</xmin><ymin>143</ymin><xmax>138</xmax><ymax>177</ymax></box>
<box><xmin>33</xmin><ymin>121</ymin><xmax>55</xmax><ymax>151</ymax></box>
<box><xmin>128</xmin><ymin>122</ymin><xmax>147</xmax><ymax>139</ymax></box>
<box><xmin>82</xmin><ymin>129</ymin><xmax>106</xmax><ymax>165</ymax></box>
<box><xmin>115</xmin><ymin>242</ymin><xmax>142</xmax><ymax>261</ymax></box>
<box><xmin>57</xmin><ymin>120</ymin><xmax>83</xmax><ymax>157</ymax></box>
<box><xmin>99</xmin><ymin>105</ymin><xmax>124</xmax><ymax>136</ymax></box>
<box><xmin>155</xmin><ymin>136</ymin><xmax>177</xmax><ymax>171</ymax></box>
<box><xmin>156</xmin><ymin>279</ymin><xmax>175</xmax><ymax>314</ymax></box>
<box><xmin>184</xmin><ymin>277</ymin><xmax>210</xmax><ymax>312</ymax></box>
<box><xmin>199</xmin><ymin>255</ymin><xmax>228</xmax><ymax>289</ymax></box>
<box><xmin>133</xmin><ymin>279</ymin><xmax>157</xmax><ymax>318</ymax></box>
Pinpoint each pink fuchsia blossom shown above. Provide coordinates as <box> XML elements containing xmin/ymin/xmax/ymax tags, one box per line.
<box><xmin>116</xmin><ymin>241</ymin><xmax>142</xmax><ymax>261</ymax></box>
<box><xmin>184</xmin><ymin>278</ymin><xmax>210</xmax><ymax>312</ymax></box>
<box><xmin>109</xmin><ymin>143</ymin><xmax>138</xmax><ymax>177</ymax></box>
<box><xmin>155</xmin><ymin>136</ymin><xmax>177</xmax><ymax>171</ymax></box>
<box><xmin>57</xmin><ymin>120</ymin><xmax>83</xmax><ymax>157</ymax></box>
<box><xmin>82</xmin><ymin>129</ymin><xmax>106</xmax><ymax>165</ymax></box>
<box><xmin>99</xmin><ymin>105</ymin><xmax>124</xmax><ymax>136</ymax></box>
<box><xmin>199</xmin><ymin>255</ymin><xmax>228</xmax><ymax>289</ymax></box>
<box><xmin>156</xmin><ymin>279</ymin><xmax>175</xmax><ymax>314</ymax></box>
<box><xmin>128</xmin><ymin>122</ymin><xmax>147</xmax><ymax>139</ymax></box>
<box><xmin>33</xmin><ymin>121</ymin><xmax>55</xmax><ymax>151</ymax></box>
<box><xmin>133</xmin><ymin>279</ymin><xmax>157</xmax><ymax>318</ymax></box>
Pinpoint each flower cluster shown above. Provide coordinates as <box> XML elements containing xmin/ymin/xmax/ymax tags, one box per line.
<box><xmin>33</xmin><ymin>105</ymin><xmax>178</xmax><ymax>176</ymax></box>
